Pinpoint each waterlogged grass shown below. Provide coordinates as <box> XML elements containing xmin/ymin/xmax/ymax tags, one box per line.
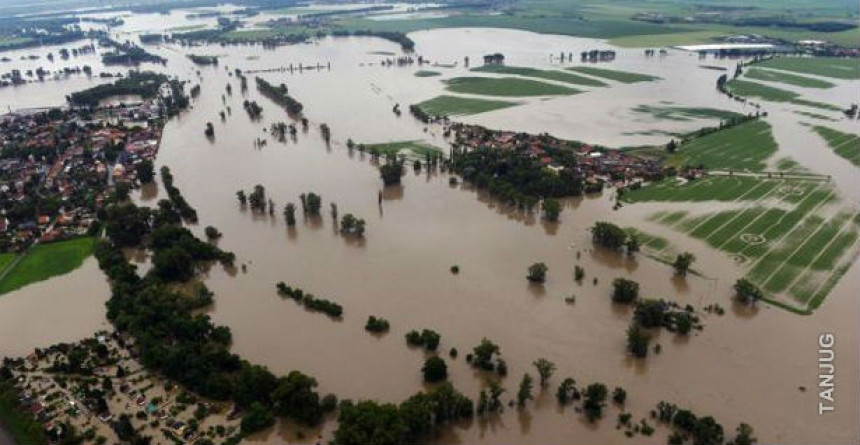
<box><xmin>416</xmin><ymin>95</ymin><xmax>519</xmax><ymax>116</ymax></box>
<box><xmin>726</xmin><ymin>79</ymin><xmax>842</xmax><ymax>111</ymax></box>
<box><xmin>793</xmin><ymin>110</ymin><xmax>838</xmax><ymax>122</ymax></box>
<box><xmin>444</xmin><ymin>76</ymin><xmax>580</xmax><ymax>97</ymax></box>
<box><xmin>0</xmin><ymin>253</ymin><xmax>16</xmax><ymax>274</ymax></box>
<box><xmin>362</xmin><ymin>140</ymin><xmax>441</xmax><ymax>158</ymax></box>
<box><xmin>471</xmin><ymin>65</ymin><xmax>607</xmax><ymax>87</ymax></box>
<box><xmin>414</xmin><ymin>70</ymin><xmax>441</xmax><ymax>77</ymax></box>
<box><xmin>0</xmin><ymin>237</ymin><xmax>95</xmax><ymax>295</ymax></box>
<box><xmin>667</xmin><ymin>120</ymin><xmax>778</xmax><ymax>172</ymax></box>
<box><xmin>756</xmin><ymin>56</ymin><xmax>860</xmax><ymax>80</ymax></box>
<box><xmin>623</xmin><ymin>176</ymin><xmax>780</xmax><ymax>203</ymax></box>
<box><xmin>566</xmin><ymin>66</ymin><xmax>659</xmax><ymax>83</ymax></box>
<box><xmin>744</xmin><ymin>68</ymin><xmax>835</xmax><ymax>89</ymax></box>
<box><xmin>811</xmin><ymin>125</ymin><xmax>860</xmax><ymax>166</ymax></box>
<box><xmin>624</xmin><ymin>227</ymin><xmax>670</xmax><ymax>251</ymax></box>
<box><xmin>632</xmin><ymin>104</ymin><xmax>743</xmax><ymax>122</ymax></box>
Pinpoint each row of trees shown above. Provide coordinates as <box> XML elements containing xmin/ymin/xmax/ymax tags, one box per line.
<box><xmin>255</xmin><ymin>77</ymin><xmax>303</xmax><ymax>115</ymax></box>
<box><xmin>275</xmin><ymin>282</ymin><xmax>344</xmax><ymax>318</ymax></box>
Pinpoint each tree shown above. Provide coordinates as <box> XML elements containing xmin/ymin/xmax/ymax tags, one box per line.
<box><xmin>136</xmin><ymin>160</ymin><xmax>155</xmax><ymax>184</ymax></box>
<box><xmin>248</xmin><ymin>185</ymin><xmax>266</xmax><ymax>211</ymax></box>
<box><xmin>526</xmin><ymin>262</ymin><xmax>548</xmax><ymax>283</ymax></box>
<box><xmin>634</xmin><ymin>299</ymin><xmax>667</xmax><ymax>328</ymax></box>
<box><xmin>334</xmin><ymin>401</ymin><xmax>405</xmax><ymax>445</ymax></box>
<box><xmin>236</xmin><ymin>190</ymin><xmax>246</xmax><ymax>205</ymax></box>
<box><xmin>487</xmin><ymin>379</ymin><xmax>505</xmax><ymax>412</ymax></box>
<box><xmin>673</xmin><ymin>252</ymin><xmax>695</xmax><ymax>276</ymax></box>
<box><xmin>204</xmin><ymin>122</ymin><xmax>214</xmax><ymax>137</ymax></box>
<box><xmin>204</xmin><ymin>226</ymin><xmax>222</xmax><ymax>239</ymax></box>
<box><xmin>626</xmin><ymin>323</ymin><xmax>650</xmax><ymax>358</ymax></box>
<box><xmin>365</xmin><ymin>316</ymin><xmax>390</xmax><ymax>333</ymax></box>
<box><xmin>471</xmin><ymin>338</ymin><xmax>500</xmax><ymax>371</ymax></box>
<box><xmin>666</xmin><ymin>139</ymin><xmax>677</xmax><ymax>154</ymax></box>
<box><xmin>284</xmin><ymin>203</ymin><xmax>296</xmax><ymax>226</ymax></box>
<box><xmin>532</xmin><ymin>358</ymin><xmax>555</xmax><ymax>387</ymax></box>
<box><xmin>583</xmin><ymin>383</ymin><xmax>607</xmax><ymax>422</ymax></box>
<box><xmin>591</xmin><ymin>221</ymin><xmax>628</xmax><ymax>250</ymax></box>
<box><xmin>151</xmin><ymin>246</ymin><xmax>194</xmax><ymax>282</ymax></box>
<box><xmin>421</xmin><ymin>356</ymin><xmax>448</xmax><ymax>383</ymax></box>
<box><xmin>626</xmin><ymin>235</ymin><xmax>640</xmax><ymax>256</ymax></box>
<box><xmin>574</xmin><ymin>265</ymin><xmax>584</xmax><ymax>281</ymax></box>
<box><xmin>612</xmin><ymin>387</ymin><xmax>626</xmax><ymax>405</ymax></box>
<box><xmin>516</xmin><ymin>373</ymin><xmax>533</xmax><ymax>407</ymax></box>
<box><xmin>341</xmin><ymin>213</ymin><xmax>366</xmax><ymax>236</ymax></box>
<box><xmin>305</xmin><ymin>192</ymin><xmax>322</xmax><ymax>214</ymax></box>
<box><xmin>380</xmin><ymin>162</ymin><xmax>403</xmax><ymax>186</ymax></box>
<box><xmin>612</xmin><ymin>278</ymin><xmax>639</xmax><ymax>304</ymax></box>
<box><xmin>542</xmin><ymin>198</ymin><xmax>561</xmax><ymax>221</ymax></box>
<box><xmin>733</xmin><ymin>279</ymin><xmax>763</xmax><ymax>305</ymax></box>
<box><xmin>240</xmin><ymin>402</ymin><xmax>274</xmax><ymax>435</ymax></box>
<box><xmin>556</xmin><ymin>377</ymin><xmax>575</xmax><ymax>404</ymax></box>
<box><xmin>272</xmin><ymin>371</ymin><xmax>322</xmax><ymax>426</ymax></box>
<box><xmin>728</xmin><ymin>423</ymin><xmax>757</xmax><ymax>445</ymax></box>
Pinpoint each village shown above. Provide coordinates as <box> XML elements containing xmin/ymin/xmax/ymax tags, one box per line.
<box><xmin>1</xmin><ymin>331</ymin><xmax>242</xmax><ymax>445</ymax></box>
<box><xmin>0</xmin><ymin>99</ymin><xmax>165</xmax><ymax>253</ymax></box>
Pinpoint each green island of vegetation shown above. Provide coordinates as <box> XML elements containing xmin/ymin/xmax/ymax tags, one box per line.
<box><xmin>444</xmin><ymin>76</ymin><xmax>580</xmax><ymax>97</ymax></box>
<box><xmin>726</xmin><ymin>79</ymin><xmax>842</xmax><ymax>111</ymax></box>
<box><xmin>811</xmin><ymin>125</ymin><xmax>860</xmax><ymax>166</ymax></box>
<box><xmin>414</xmin><ymin>70</ymin><xmax>441</xmax><ymax>77</ymax></box>
<box><xmin>471</xmin><ymin>65</ymin><xmax>607</xmax><ymax>87</ymax></box>
<box><xmin>566</xmin><ymin>66</ymin><xmax>659</xmax><ymax>83</ymax></box>
<box><xmin>744</xmin><ymin>68</ymin><xmax>836</xmax><ymax>89</ymax></box>
<box><xmin>0</xmin><ymin>237</ymin><xmax>96</xmax><ymax>296</ymax></box>
<box><xmin>632</xmin><ymin>104</ymin><xmax>744</xmax><ymax>122</ymax></box>
<box><xmin>755</xmin><ymin>56</ymin><xmax>860</xmax><ymax>80</ymax></box>
<box><xmin>415</xmin><ymin>95</ymin><xmax>519</xmax><ymax>117</ymax></box>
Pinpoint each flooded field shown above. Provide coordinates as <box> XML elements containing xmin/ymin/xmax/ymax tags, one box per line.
<box><xmin>0</xmin><ymin>22</ymin><xmax>858</xmax><ymax>445</ymax></box>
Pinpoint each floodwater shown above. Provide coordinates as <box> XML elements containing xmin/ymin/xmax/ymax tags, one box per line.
<box><xmin>0</xmin><ymin>24</ymin><xmax>858</xmax><ymax>444</ymax></box>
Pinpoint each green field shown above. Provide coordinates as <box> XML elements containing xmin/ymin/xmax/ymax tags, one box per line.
<box><xmin>416</xmin><ymin>95</ymin><xmax>519</xmax><ymax>116</ymax></box>
<box><xmin>471</xmin><ymin>65</ymin><xmax>607</xmax><ymax>87</ymax></box>
<box><xmin>726</xmin><ymin>79</ymin><xmax>841</xmax><ymax>111</ymax></box>
<box><xmin>414</xmin><ymin>70</ymin><xmax>441</xmax><ymax>77</ymax></box>
<box><xmin>812</xmin><ymin>126</ymin><xmax>860</xmax><ymax>166</ymax></box>
<box><xmin>632</xmin><ymin>104</ymin><xmax>743</xmax><ymax>122</ymax></box>
<box><xmin>667</xmin><ymin>120</ymin><xmax>778</xmax><ymax>172</ymax></box>
<box><xmin>0</xmin><ymin>237</ymin><xmax>95</xmax><ymax>295</ymax></box>
<box><xmin>641</xmin><ymin>178</ymin><xmax>858</xmax><ymax>312</ymax></box>
<box><xmin>623</xmin><ymin>176</ymin><xmax>782</xmax><ymax>203</ymax></box>
<box><xmin>362</xmin><ymin>140</ymin><xmax>442</xmax><ymax>158</ymax></box>
<box><xmin>744</xmin><ymin>68</ymin><xmax>836</xmax><ymax>89</ymax></box>
<box><xmin>444</xmin><ymin>76</ymin><xmax>579</xmax><ymax>97</ymax></box>
<box><xmin>755</xmin><ymin>56</ymin><xmax>860</xmax><ymax>80</ymax></box>
<box><xmin>566</xmin><ymin>66</ymin><xmax>659</xmax><ymax>83</ymax></box>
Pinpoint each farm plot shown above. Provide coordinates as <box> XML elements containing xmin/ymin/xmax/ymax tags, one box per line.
<box><xmin>443</xmin><ymin>76</ymin><xmax>580</xmax><ymax>97</ymax></box>
<box><xmin>642</xmin><ymin>178</ymin><xmax>858</xmax><ymax>312</ymax></box>
<box><xmin>811</xmin><ymin>125</ymin><xmax>860</xmax><ymax>166</ymax></box>
<box><xmin>725</xmin><ymin>79</ymin><xmax>841</xmax><ymax>111</ymax></box>
<box><xmin>415</xmin><ymin>95</ymin><xmax>519</xmax><ymax>116</ymax></box>
<box><xmin>755</xmin><ymin>56</ymin><xmax>860</xmax><ymax>80</ymax></box>
<box><xmin>666</xmin><ymin>120</ymin><xmax>778</xmax><ymax>172</ymax></box>
<box><xmin>471</xmin><ymin>65</ymin><xmax>607</xmax><ymax>87</ymax></box>
<box><xmin>743</xmin><ymin>68</ymin><xmax>836</xmax><ymax>89</ymax></box>
<box><xmin>622</xmin><ymin>176</ymin><xmax>781</xmax><ymax>203</ymax></box>
<box><xmin>566</xmin><ymin>66</ymin><xmax>659</xmax><ymax>83</ymax></box>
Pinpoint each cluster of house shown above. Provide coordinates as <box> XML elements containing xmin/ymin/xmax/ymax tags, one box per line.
<box><xmin>449</xmin><ymin>123</ymin><xmax>665</xmax><ymax>186</ymax></box>
<box><xmin>0</xmin><ymin>101</ymin><xmax>164</xmax><ymax>251</ymax></box>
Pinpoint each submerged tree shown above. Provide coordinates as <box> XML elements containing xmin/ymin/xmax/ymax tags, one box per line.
<box><xmin>533</xmin><ymin>358</ymin><xmax>556</xmax><ymax>387</ymax></box>
<box><xmin>542</xmin><ymin>198</ymin><xmax>561</xmax><ymax>221</ymax></box>
<box><xmin>526</xmin><ymin>262</ymin><xmax>548</xmax><ymax>283</ymax></box>
<box><xmin>517</xmin><ymin>373</ymin><xmax>533</xmax><ymax>407</ymax></box>
<box><xmin>284</xmin><ymin>203</ymin><xmax>296</xmax><ymax>226</ymax></box>
<box><xmin>673</xmin><ymin>252</ymin><xmax>695</xmax><ymax>276</ymax></box>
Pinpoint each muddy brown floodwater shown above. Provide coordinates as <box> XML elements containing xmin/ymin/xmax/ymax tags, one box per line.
<box><xmin>0</xmin><ymin>25</ymin><xmax>857</xmax><ymax>445</ymax></box>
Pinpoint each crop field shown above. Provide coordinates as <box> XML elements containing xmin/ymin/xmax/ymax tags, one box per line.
<box><xmin>811</xmin><ymin>125</ymin><xmax>860</xmax><ymax>166</ymax></box>
<box><xmin>471</xmin><ymin>65</ymin><xmax>607</xmax><ymax>87</ymax></box>
<box><xmin>755</xmin><ymin>56</ymin><xmax>860</xmax><ymax>80</ymax></box>
<box><xmin>362</xmin><ymin>140</ymin><xmax>442</xmax><ymax>158</ymax></box>
<box><xmin>443</xmin><ymin>77</ymin><xmax>580</xmax><ymax>97</ymax></box>
<box><xmin>726</xmin><ymin>79</ymin><xmax>841</xmax><ymax>111</ymax></box>
<box><xmin>640</xmin><ymin>178</ymin><xmax>859</xmax><ymax>312</ymax></box>
<box><xmin>622</xmin><ymin>176</ymin><xmax>783</xmax><ymax>203</ymax></box>
<box><xmin>666</xmin><ymin>120</ymin><xmax>777</xmax><ymax>172</ymax></box>
<box><xmin>415</xmin><ymin>95</ymin><xmax>519</xmax><ymax>116</ymax></box>
<box><xmin>0</xmin><ymin>237</ymin><xmax>95</xmax><ymax>295</ymax></box>
<box><xmin>632</xmin><ymin>104</ymin><xmax>743</xmax><ymax>122</ymax></box>
<box><xmin>566</xmin><ymin>66</ymin><xmax>659</xmax><ymax>83</ymax></box>
<box><xmin>743</xmin><ymin>68</ymin><xmax>835</xmax><ymax>89</ymax></box>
